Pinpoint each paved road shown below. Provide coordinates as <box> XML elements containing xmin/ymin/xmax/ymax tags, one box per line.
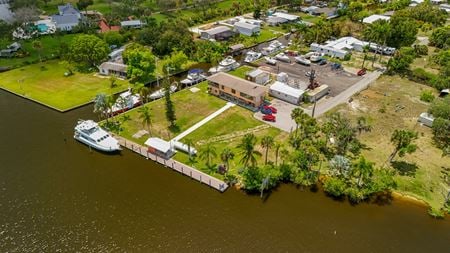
<box><xmin>172</xmin><ymin>102</ymin><xmax>235</xmax><ymax>141</ymax></box>
<box><xmin>310</xmin><ymin>70</ymin><xmax>383</xmax><ymax>117</ymax></box>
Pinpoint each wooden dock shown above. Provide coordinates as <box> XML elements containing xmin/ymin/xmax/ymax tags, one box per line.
<box><xmin>114</xmin><ymin>136</ymin><xmax>229</xmax><ymax>192</ymax></box>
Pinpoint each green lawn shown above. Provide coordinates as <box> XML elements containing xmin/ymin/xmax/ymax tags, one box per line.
<box><xmin>0</xmin><ymin>34</ymin><xmax>76</xmax><ymax>69</ymax></box>
<box><xmin>229</xmin><ymin>66</ymin><xmax>254</xmax><ymax>79</ymax></box>
<box><xmin>0</xmin><ymin>60</ymin><xmax>129</xmax><ymax>111</ymax></box>
<box><xmin>115</xmin><ymin>81</ymin><xmax>227</xmax><ymax>145</ymax></box>
<box><xmin>173</xmin><ymin>106</ymin><xmax>288</xmax><ymax>178</ymax></box>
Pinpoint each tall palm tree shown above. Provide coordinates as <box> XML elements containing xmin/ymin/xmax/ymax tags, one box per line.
<box><xmin>237</xmin><ymin>133</ymin><xmax>262</xmax><ymax>167</ymax></box>
<box><xmin>280</xmin><ymin>148</ymin><xmax>290</xmax><ymax>165</ymax></box>
<box><xmin>138</xmin><ymin>86</ymin><xmax>150</xmax><ymax>104</ymax></box>
<box><xmin>32</xmin><ymin>40</ymin><xmax>43</xmax><ymax>62</ymax></box>
<box><xmin>352</xmin><ymin>156</ymin><xmax>374</xmax><ymax>187</ymax></box>
<box><xmin>138</xmin><ymin>106</ymin><xmax>152</xmax><ymax>135</ymax></box>
<box><xmin>363</xmin><ymin>20</ymin><xmax>390</xmax><ymax>68</ymax></box>
<box><xmin>274</xmin><ymin>142</ymin><xmax>282</xmax><ymax>166</ymax></box>
<box><xmin>184</xmin><ymin>138</ymin><xmax>195</xmax><ymax>161</ymax></box>
<box><xmin>199</xmin><ymin>143</ymin><xmax>217</xmax><ymax>170</ymax></box>
<box><xmin>220</xmin><ymin>148</ymin><xmax>235</xmax><ymax>173</ymax></box>
<box><xmin>261</xmin><ymin>135</ymin><xmax>274</xmax><ymax>165</ymax></box>
<box><xmin>291</xmin><ymin>107</ymin><xmax>308</xmax><ymax>133</ymax></box>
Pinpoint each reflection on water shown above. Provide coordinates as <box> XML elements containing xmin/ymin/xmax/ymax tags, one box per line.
<box><xmin>0</xmin><ymin>90</ymin><xmax>449</xmax><ymax>252</ymax></box>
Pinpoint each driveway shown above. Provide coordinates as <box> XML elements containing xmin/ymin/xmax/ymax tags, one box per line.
<box><xmin>254</xmin><ymin>99</ymin><xmax>297</xmax><ymax>133</ymax></box>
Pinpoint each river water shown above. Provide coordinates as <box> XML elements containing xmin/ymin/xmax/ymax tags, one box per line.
<box><xmin>0</xmin><ymin>90</ymin><xmax>449</xmax><ymax>252</ymax></box>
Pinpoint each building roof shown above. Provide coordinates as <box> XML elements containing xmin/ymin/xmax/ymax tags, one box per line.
<box><xmin>272</xmin><ymin>12</ymin><xmax>299</xmax><ymax>21</ymax></box>
<box><xmin>229</xmin><ymin>43</ymin><xmax>244</xmax><ymax>51</ymax></box>
<box><xmin>207</xmin><ymin>72</ymin><xmax>268</xmax><ymax>97</ymax></box>
<box><xmin>270</xmin><ymin>81</ymin><xmax>304</xmax><ymax>98</ymax></box>
<box><xmin>267</xmin><ymin>16</ymin><xmax>287</xmax><ymax>24</ymax></box>
<box><xmin>99</xmin><ymin>62</ymin><xmax>127</xmax><ymax>72</ymax></box>
<box><xmin>234</xmin><ymin>21</ymin><xmax>259</xmax><ymax>30</ymax></box>
<box><xmin>362</xmin><ymin>14</ymin><xmax>390</xmax><ymax>24</ymax></box>
<box><xmin>58</xmin><ymin>3</ymin><xmax>80</xmax><ymax>15</ymax></box>
<box><xmin>51</xmin><ymin>14</ymin><xmax>79</xmax><ymax>25</ymax></box>
<box><xmin>202</xmin><ymin>26</ymin><xmax>231</xmax><ymax>35</ymax></box>
<box><xmin>99</xmin><ymin>19</ymin><xmax>120</xmax><ymax>32</ymax></box>
<box><xmin>120</xmin><ymin>20</ymin><xmax>143</xmax><ymax>26</ymax></box>
<box><xmin>247</xmin><ymin>69</ymin><xmax>265</xmax><ymax>78</ymax></box>
<box><xmin>145</xmin><ymin>138</ymin><xmax>172</xmax><ymax>153</ymax></box>
<box><xmin>313</xmin><ymin>7</ymin><xmax>337</xmax><ymax>15</ymax></box>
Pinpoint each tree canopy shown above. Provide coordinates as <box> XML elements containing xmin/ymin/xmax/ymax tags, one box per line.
<box><xmin>68</xmin><ymin>34</ymin><xmax>109</xmax><ymax>67</ymax></box>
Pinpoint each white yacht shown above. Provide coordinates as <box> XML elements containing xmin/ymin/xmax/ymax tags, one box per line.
<box><xmin>295</xmin><ymin>56</ymin><xmax>311</xmax><ymax>66</ymax></box>
<box><xmin>149</xmin><ymin>84</ymin><xmax>178</xmax><ymax>100</ymax></box>
<box><xmin>275</xmin><ymin>52</ymin><xmax>291</xmax><ymax>63</ymax></box>
<box><xmin>180</xmin><ymin>69</ymin><xmax>207</xmax><ymax>86</ymax></box>
<box><xmin>109</xmin><ymin>89</ymin><xmax>141</xmax><ymax>115</ymax></box>
<box><xmin>74</xmin><ymin>120</ymin><xmax>121</xmax><ymax>152</ymax></box>
<box><xmin>244</xmin><ymin>51</ymin><xmax>262</xmax><ymax>63</ymax></box>
<box><xmin>208</xmin><ymin>56</ymin><xmax>240</xmax><ymax>74</ymax></box>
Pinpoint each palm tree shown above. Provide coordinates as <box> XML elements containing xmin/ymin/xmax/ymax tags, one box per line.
<box><xmin>356</xmin><ymin>116</ymin><xmax>372</xmax><ymax>135</ymax></box>
<box><xmin>237</xmin><ymin>133</ymin><xmax>262</xmax><ymax>167</ymax></box>
<box><xmin>32</xmin><ymin>40</ymin><xmax>43</xmax><ymax>62</ymax></box>
<box><xmin>274</xmin><ymin>142</ymin><xmax>282</xmax><ymax>166</ymax></box>
<box><xmin>220</xmin><ymin>148</ymin><xmax>235</xmax><ymax>173</ymax></box>
<box><xmin>184</xmin><ymin>138</ymin><xmax>195</xmax><ymax>161</ymax></box>
<box><xmin>138</xmin><ymin>86</ymin><xmax>150</xmax><ymax>104</ymax></box>
<box><xmin>138</xmin><ymin>106</ymin><xmax>152</xmax><ymax>135</ymax></box>
<box><xmin>280</xmin><ymin>148</ymin><xmax>290</xmax><ymax>165</ymax></box>
<box><xmin>199</xmin><ymin>143</ymin><xmax>217</xmax><ymax>170</ymax></box>
<box><xmin>291</xmin><ymin>107</ymin><xmax>308</xmax><ymax>133</ymax></box>
<box><xmin>352</xmin><ymin>156</ymin><xmax>374</xmax><ymax>187</ymax></box>
<box><xmin>363</xmin><ymin>20</ymin><xmax>390</xmax><ymax>68</ymax></box>
<box><xmin>261</xmin><ymin>135</ymin><xmax>274</xmax><ymax>165</ymax></box>
<box><xmin>93</xmin><ymin>93</ymin><xmax>108</xmax><ymax>121</ymax></box>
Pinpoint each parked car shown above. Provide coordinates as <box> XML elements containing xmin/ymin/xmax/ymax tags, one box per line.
<box><xmin>330</xmin><ymin>62</ymin><xmax>342</xmax><ymax>70</ymax></box>
<box><xmin>357</xmin><ymin>68</ymin><xmax>367</xmax><ymax>76</ymax></box>
<box><xmin>317</xmin><ymin>59</ymin><xmax>327</xmax><ymax>65</ymax></box>
<box><xmin>261</xmin><ymin>107</ymin><xmax>273</xmax><ymax>115</ymax></box>
<box><xmin>262</xmin><ymin>114</ymin><xmax>276</xmax><ymax>122</ymax></box>
<box><xmin>263</xmin><ymin>105</ymin><xmax>277</xmax><ymax>114</ymax></box>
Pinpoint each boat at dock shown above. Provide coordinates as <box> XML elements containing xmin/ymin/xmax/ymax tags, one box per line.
<box><xmin>108</xmin><ymin>89</ymin><xmax>141</xmax><ymax>116</ymax></box>
<box><xmin>244</xmin><ymin>51</ymin><xmax>262</xmax><ymax>63</ymax></box>
<box><xmin>208</xmin><ymin>56</ymin><xmax>240</xmax><ymax>74</ymax></box>
<box><xmin>180</xmin><ymin>69</ymin><xmax>207</xmax><ymax>86</ymax></box>
<box><xmin>149</xmin><ymin>84</ymin><xmax>178</xmax><ymax>100</ymax></box>
<box><xmin>74</xmin><ymin>120</ymin><xmax>121</xmax><ymax>152</ymax></box>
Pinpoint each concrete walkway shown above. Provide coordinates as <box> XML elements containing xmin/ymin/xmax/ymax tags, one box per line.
<box><xmin>172</xmin><ymin>102</ymin><xmax>235</xmax><ymax>142</ymax></box>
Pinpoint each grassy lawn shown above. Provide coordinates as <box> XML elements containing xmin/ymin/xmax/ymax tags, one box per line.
<box><xmin>410</xmin><ymin>46</ymin><xmax>440</xmax><ymax>75</ymax></box>
<box><xmin>237</xmin><ymin>29</ymin><xmax>278</xmax><ymax>47</ymax></box>
<box><xmin>115</xmin><ymin>81</ymin><xmax>227</xmax><ymax>145</ymax></box>
<box><xmin>229</xmin><ymin>65</ymin><xmax>254</xmax><ymax>79</ymax></box>
<box><xmin>173</xmin><ymin>106</ymin><xmax>289</xmax><ymax>179</ymax></box>
<box><xmin>0</xmin><ymin>60</ymin><xmax>129</xmax><ymax>111</ymax></box>
<box><xmin>0</xmin><ymin>34</ymin><xmax>76</xmax><ymax>69</ymax></box>
<box><xmin>323</xmin><ymin>75</ymin><xmax>450</xmax><ymax>214</ymax></box>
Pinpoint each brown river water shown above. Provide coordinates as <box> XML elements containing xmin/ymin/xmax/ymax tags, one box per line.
<box><xmin>0</xmin><ymin>90</ymin><xmax>449</xmax><ymax>252</ymax></box>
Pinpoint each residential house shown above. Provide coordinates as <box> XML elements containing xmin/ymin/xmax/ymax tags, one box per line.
<box><xmin>51</xmin><ymin>3</ymin><xmax>82</xmax><ymax>31</ymax></box>
<box><xmin>362</xmin><ymin>14</ymin><xmax>390</xmax><ymax>24</ymax></box>
<box><xmin>310</xmin><ymin>7</ymin><xmax>338</xmax><ymax>19</ymax></box>
<box><xmin>207</xmin><ymin>72</ymin><xmax>268</xmax><ymax>109</ymax></box>
<box><xmin>246</xmin><ymin>69</ymin><xmax>271</xmax><ymax>85</ymax></box>
<box><xmin>200</xmin><ymin>26</ymin><xmax>235</xmax><ymax>41</ymax></box>
<box><xmin>99</xmin><ymin>19</ymin><xmax>120</xmax><ymax>33</ymax></box>
<box><xmin>234</xmin><ymin>22</ymin><xmax>260</xmax><ymax>36</ymax></box>
<box><xmin>267</xmin><ymin>12</ymin><xmax>299</xmax><ymax>26</ymax></box>
<box><xmin>269</xmin><ymin>81</ymin><xmax>305</xmax><ymax>105</ymax></box>
<box><xmin>120</xmin><ymin>20</ymin><xmax>144</xmax><ymax>29</ymax></box>
<box><xmin>99</xmin><ymin>62</ymin><xmax>128</xmax><ymax>78</ymax></box>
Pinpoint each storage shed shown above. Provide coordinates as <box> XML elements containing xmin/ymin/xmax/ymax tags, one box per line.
<box><xmin>418</xmin><ymin>112</ymin><xmax>435</xmax><ymax>127</ymax></box>
<box><xmin>145</xmin><ymin>137</ymin><xmax>176</xmax><ymax>159</ymax></box>
<box><xmin>306</xmin><ymin>85</ymin><xmax>330</xmax><ymax>102</ymax></box>
<box><xmin>269</xmin><ymin>81</ymin><xmax>305</xmax><ymax>105</ymax></box>
<box><xmin>246</xmin><ymin>69</ymin><xmax>271</xmax><ymax>85</ymax></box>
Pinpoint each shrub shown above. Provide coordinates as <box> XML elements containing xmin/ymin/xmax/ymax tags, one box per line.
<box><xmin>413</xmin><ymin>45</ymin><xmax>428</xmax><ymax>56</ymax></box>
<box><xmin>323</xmin><ymin>177</ymin><xmax>346</xmax><ymax>198</ymax></box>
<box><xmin>410</xmin><ymin>68</ymin><xmax>437</xmax><ymax>85</ymax></box>
<box><xmin>420</xmin><ymin>90</ymin><xmax>435</xmax><ymax>102</ymax></box>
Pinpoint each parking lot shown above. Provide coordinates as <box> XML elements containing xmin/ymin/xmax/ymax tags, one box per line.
<box><xmin>256</xmin><ymin>55</ymin><xmax>363</xmax><ymax>97</ymax></box>
<box><xmin>254</xmin><ymin>99</ymin><xmax>297</xmax><ymax>132</ymax></box>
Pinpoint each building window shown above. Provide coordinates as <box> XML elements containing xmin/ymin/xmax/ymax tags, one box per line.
<box><xmin>231</xmin><ymin>89</ymin><xmax>236</xmax><ymax>94</ymax></box>
<box><xmin>221</xmin><ymin>85</ymin><xmax>225</xmax><ymax>90</ymax></box>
